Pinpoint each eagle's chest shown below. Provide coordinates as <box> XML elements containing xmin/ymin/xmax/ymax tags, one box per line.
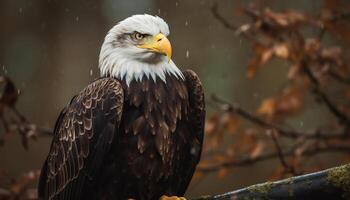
<box><xmin>118</xmin><ymin>75</ymin><xmax>189</xmax><ymax>163</ymax></box>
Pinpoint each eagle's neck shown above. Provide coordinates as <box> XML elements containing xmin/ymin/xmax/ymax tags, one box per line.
<box><xmin>99</xmin><ymin>49</ymin><xmax>184</xmax><ymax>86</ymax></box>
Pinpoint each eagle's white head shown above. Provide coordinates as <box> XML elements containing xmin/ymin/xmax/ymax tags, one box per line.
<box><xmin>99</xmin><ymin>14</ymin><xmax>184</xmax><ymax>86</ymax></box>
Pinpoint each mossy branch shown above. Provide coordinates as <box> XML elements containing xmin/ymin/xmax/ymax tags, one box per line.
<box><xmin>193</xmin><ymin>164</ymin><xmax>350</xmax><ymax>200</ymax></box>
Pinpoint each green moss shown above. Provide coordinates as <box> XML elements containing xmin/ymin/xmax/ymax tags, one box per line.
<box><xmin>247</xmin><ymin>181</ymin><xmax>275</xmax><ymax>195</ymax></box>
<box><xmin>286</xmin><ymin>177</ymin><xmax>294</xmax><ymax>184</ymax></box>
<box><xmin>327</xmin><ymin>164</ymin><xmax>350</xmax><ymax>198</ymax></box>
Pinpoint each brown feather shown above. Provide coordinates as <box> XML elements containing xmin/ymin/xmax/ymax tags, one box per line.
<box><xmin>39</xmin><ymin>70</ymin><xmax>205</xmax><ymax>200</ymax></box>
<box><xmin>38</xmin><ymin>78</ymin><xmax>124</xmax><ymax>200</ymax></box>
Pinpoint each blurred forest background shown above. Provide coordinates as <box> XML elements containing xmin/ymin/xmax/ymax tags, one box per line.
<box><xmin>1</xmin><ymin>0</ymin><xmax>350</xmax><ymax>199</ymax></box>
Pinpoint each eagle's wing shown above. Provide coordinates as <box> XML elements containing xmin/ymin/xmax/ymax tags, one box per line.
<box><xmin>178</xmin><ymin>70</ymin><xmax>205</xmax><ymax>193</ymax></box>
<box><xmin>38</xmin><ymin>78</ymin><xmax>124</xmax><ymax>200</ymax></box>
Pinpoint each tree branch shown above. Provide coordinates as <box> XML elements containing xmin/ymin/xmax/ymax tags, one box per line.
<box><xmin>210</xmin><ymin>3</ymin><xmax>258</xmax><ymax>43</ymax></box>
<box><xmin>210</xmin><ymin>95</ymin><xmax>346</xmax><ymax>140</ymax></box>
<box><xmin>210</xmin><ymin>2</ymin><xmax>350</xmax><ymax>127</ymax></box>
<box><xmin>194</xmin><ymin>164</ymin><xmax>350</xmax><ymax>200</ymax></box>
<box><xmin>210</xmin><ymin>3</ymin><xmax>237</xmax><ymax>31</ymax></box>
<box><xmin>302</xmin><ymin>65</ymin><xmax>350</xmax><ymax>125</ymax></box>
<box><xmin>269</xmin><ymin>130</ymin><xmax>297</xmax><ymax>175</ymax></box>
<box><xmin>198</xmin><ymin>143</ymin><xmax>350</xmax><ymax>172</ymax></box>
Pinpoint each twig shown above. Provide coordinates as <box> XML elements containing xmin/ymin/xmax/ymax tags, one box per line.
<box><xmin>12</xmin><ymin>107</ymin><xmax>26</xmax><ymax>122</ymax></box>
<box><xmin>210</xmin><ymin>95</ymin><xmax>346</xmax><ymax>140</ymax></box>
<box><xmin>302</xmin><ymin>64</ymin><xmax>350</xmax><ymax>125</ymax></box>
<box><xmin>210</xmin><ymin>3</ymin><xmax>258</xmax><ymax>43</ymax></box>
<box><xmin>329</xmin><ymin>71</ymin><xmax>350</xmax><ymax>85</ymax></box>
<box><xmin>269</xmin><ymin>130</ymin><xmax>296</xmax><ymax>175</ymax></box>
<box><xmin>198</xmin><ymin>143</ymin><xmax>350</xmax><ymax>172</ymax></box>
<box><xmin>0</xmin><ymin>75</ymin><xmax>54</xmax><ymax>148</ymax></box>
<box><xmin>210</xmin><ymin>3</ymin><xmax>237</xmax><ymax>32</ymax></box>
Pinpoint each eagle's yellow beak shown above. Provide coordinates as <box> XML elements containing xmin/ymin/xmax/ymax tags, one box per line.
<box><xmin>137</xmin><ymin>33</ymin><xmax>172</xmax><ymax>62</ymax></box>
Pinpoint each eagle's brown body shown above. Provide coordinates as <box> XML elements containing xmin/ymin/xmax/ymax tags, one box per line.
<box><xmin>38</xmin><ymin>70</ymin><xmax>205</xmax><ymax>200</ymax></box>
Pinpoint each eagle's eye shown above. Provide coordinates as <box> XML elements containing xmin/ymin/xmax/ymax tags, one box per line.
<box><xmin>133</xmin><ymin>32</ymin><xmax>146</xmax><ymax>40</ymax></box>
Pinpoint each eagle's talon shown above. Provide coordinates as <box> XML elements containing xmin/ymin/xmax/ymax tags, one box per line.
<box><xmin>160</xmin><ymin>195</ymin><xmax>187</xmax><ymax>200</ymax></box>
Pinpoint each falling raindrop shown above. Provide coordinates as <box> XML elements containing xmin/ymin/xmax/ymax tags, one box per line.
<box><xmin>158</xmin><ymin>9</ymin><xmax>161</xmax><ymax>15</ymax></box>
<box><xmin>90</xmin><ymin>69</ymin><xmax>93</xmax><ymax>77</ymax></box>
<box><xmin>190</xmin><ymin>147</ymin><xmax>197</xmax><ymax>155</ymax></box>
<box><xmin>175</xmin><ymin>2</ymin><xmax>178</xmax><ymax>7</ymax></box>
<box><xmin>19</xmin><ymin>8</ymin><xmax>23</xmax><ymax>14</ymax></box>
<box><xmin>185</xmin><ymin>21</ymin><xmax>189</xmax><ymax>26</ymax></box>
<box><xmin>75</xmin><ymin>16</ymin><xmax>79</xmax><ymax>21</ymax></box>
<box><xmin>2</xmin><ymin>65</ymin><xmax>7</xmax><ymax>74</ymax></box>
<box><xmin>186</xmin><ymin>50</ymin><xmax>190</xmax><ymax>58</ymax></box>
<box><xmin>300</xmin><ymin>121</ymin><xmax>304</xmax><ymax>127</ymax></box>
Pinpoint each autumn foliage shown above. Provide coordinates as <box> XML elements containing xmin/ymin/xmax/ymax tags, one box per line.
<box><xmin>2</xmin><ymin>0</ymin><xmax>350</xmax><ymax>199</ymax></box>
<box><xmin>197</xmin><ymin>0</ymin><xmax>350</xmax><ymax>181</ymax></box>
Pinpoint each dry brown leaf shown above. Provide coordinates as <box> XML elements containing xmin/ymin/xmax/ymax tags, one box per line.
<box><xmin>287</xmin><ymin>64</ymin><xmax>301</xmax><ymax>79</ymax></box>
<box><xmin>247</xmin><ymin>44</ymin><xmax>273</xmax><ymax>78</ymax></box>
<box><xmin>222</xmin><ymin>112</ymin><xmax>241</xmax><ymax>135</ymax></box>
<box><xmin>205</xmin><ymin>113</ymin><xmax>220</xmax><ymax>135</ymax></box>
<box><xmin>247</xmin><ymin>57</ymin><xmax>260</xmax><ymax>79</ymax></box>
<box><xmin>226</xmin><ymin>145</ymin><xmax>236</xmax><ymax>157</ymax></box>
<box><xmin>192</xmin><ymin>171</ymin><xmax>203</xmax><ymax>181</ymax></box>
<box><xmin>257</xmin><ymin>98</ymin><xmax>276</xmax><ymax>117</ymax></box>
<box><xmin>304</xmin><ymin>38</ymin><xmax>321</xmax><ymax>55</ymax></box>
<box><xmin>249</xmin><ymin>141</ymin><xmax>265</xmax><ymax>159</ymax></box>
<box><xmin>212</xmin><ymin>154</ymin><xmax>228</xmax><ymax>162</ymax></box>
<box><xmin>321</xmin><ymin>46</ymin><xmax>342</xmax><ymax>67</ymax></box>
<box><xmin>218</xmin><ymin>167</ymin><xmax>229</xmax><ymax>179</ymax></box>
<box><xmin>274</xmin><ymin>43</ymin><xmax>289</xmax><ymax>59</ymax></box>
<box><xmin>322</xmin><ymin>0</ymin><xmax>350</xmax><ymax>44</ymax></box>
<box><xmin>236</xmin><ymin>128</ymin><xmax>258</xmax><ymax>152</ymax></box>
<box><xmin>294</xmin><ymin>143</ymin><xmax>309</xmax><ymax>157</ymax></box>
<box><xmin>265</xmin><ymin>8</ymin><xmax>289</xmax><ymax>27</ymax></box>
<box><xmin>277</xmin><ymin>86</ymin><xmax>304</xmax><ymax>114</ymax></box>
<box><xmin>261</xmin><ymin>49</ymin><xmax>274</xmax><ymax>65</ymax></box>
<box><xmin>197</xmin><ymin>160</ymin><xmax>212</xmax><ymax>169</ymax></box>
<box><xmin>264</xmin><ymin>8</ymin><xmax>308</xmax><ymax>28</ymax></box>
<box><xmin>257</xmin><ymin>85</ymin><xmax>304</xmax><ymax>120</ymax></box>
<box><xmin>10</xmin><ymin>170</ymin><xmax>40</xmax><ymax>194</ymax></box>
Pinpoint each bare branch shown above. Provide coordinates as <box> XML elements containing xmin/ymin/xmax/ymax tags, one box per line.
<box><xmin>198</xmin><ymin>143</ymin><xmax>350</xmax><ymax>172</ymax></box>
<box><xmin>302</xmin><ymin>65</ymin><xmax>350</xmax><ymax>125</ymax></box>
<box><xmin>210</xmin><ymin>3</ymin><xmax>237</xmax><ymax>32</ymax></box>
<box><xmin>210</xmin><ymin>95</ymin><xmax>346</xmax><ymax>140</ymax></box>
<box><xmin>269</xmin><ymin>130</ymin><xmax>297</xmax><ymax>175</ymax></box>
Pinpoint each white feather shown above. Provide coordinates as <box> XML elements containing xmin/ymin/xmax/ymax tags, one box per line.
<box><xmin>98</xmin><ymin>14</ymin><xmax>184</xmax><ymax>86</ymax></box>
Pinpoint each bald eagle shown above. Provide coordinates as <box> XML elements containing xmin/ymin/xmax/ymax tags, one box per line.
<box><xmin>38</xmin><ymin>14</ymin><xmax>205</xmax><ymax>200</ymax></box>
